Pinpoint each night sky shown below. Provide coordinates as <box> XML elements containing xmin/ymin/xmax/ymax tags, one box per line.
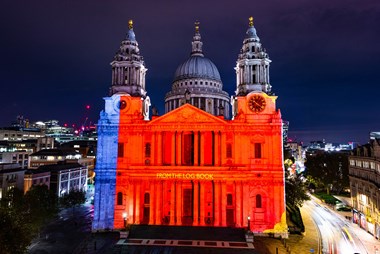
<box><xmin>1</xmin><ymin>0</ymin><xmax>379</xmax><ymax>144</ymax></box>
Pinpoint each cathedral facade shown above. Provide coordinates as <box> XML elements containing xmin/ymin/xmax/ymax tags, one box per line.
<box><xmin>92</xmin><ymin>18</ymin><xmax>287</xmax><ymax>235</ymax></box>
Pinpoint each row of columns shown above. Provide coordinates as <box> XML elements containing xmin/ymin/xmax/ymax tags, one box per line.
<box><xmin>164</xmin><ymin>97</ymin><xmax>229</xmax><ymax>117</ymax></box>
<box><xmin>112</xmin><ymin>66</ymin><xmax>146</xmax><ymax>87</ymax></box>
<box><xmin>238</xmin><ymin>63</ymin><xmax>269</xmax><ymax>85</ymax></box>
<box><xmin>150</xmin><ymin>131</ymin><xmax>225</xmax><ymax>166</ymax></box>
<box><xmin>126</xmin><ymin>180</ymin><xmax>249</xmax><ymax>228</ymax></box>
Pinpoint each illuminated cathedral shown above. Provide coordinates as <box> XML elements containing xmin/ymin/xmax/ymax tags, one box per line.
<box><xmin>92</xmin><ymin>18</ymin><xmax>287</xmax><ymax>236</ymax></box>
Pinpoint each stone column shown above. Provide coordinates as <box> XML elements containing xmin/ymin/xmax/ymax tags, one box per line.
<box><xmin>193</xmin><ymin>181</ymin><xmax>199</xmax><ymax>225</ymax></box>
<box><xmin>242</xmin><ymin>182</ymin><xmax>249</xmax><ymax>228</ymax></box>
<box><xmin>135</xmin><ymin>181</ymin><xmax>140</xmax><ymax>224</ymax></box>
<box><xmin>119</xmin><ymin>67</ymin><xmax>123</xmax><ymax>84</ymax></box>
<box><xmin>170</xmin><ymin>181</ymin><xmax>175</xmax><ymax>225</ymax></box>
<box><xmin>214</xmin><ymin>131</ymin><xmax>220</xmax><ymax>166</ymax></box>
<box><xmin>137</xmin><ymin>68</ymin><xmax>140</xmax><ymax>86</ymax></box>
<box><xmin>176</xmin><ymin>181</ymin><xmax>182</xmax><ymax>225</ymax></box>
<box><xmin>176</xmin><ymin>132</ymin><xmax>182</xmax><ymax>165</ymax></box>
<box><xmin>200</xmin><ymin>132</ymin><xmax>205</xmax><ymax>166</ymax></box>
<box><xmin>194</xmin><ymin>131</ymin><xmax>199</xmax><ymax>166</ymax></box>
<box><xmin>214</xmin><ymin>181</ymin><xmax>221</xmax><ymax>226</ymax></box>
<box><xmin>235</xmin><ymin>181</ymin><xmax>242</xmax><ymax>227</ymax></box>
<box><xmin>221</xmin><ymin>181</ymin><xmax>227</xmax><ymax>226</ymax></box>
<box><xmin>149</xmin><ymin>181</ymin><xmax>155</xmax><ymax>224</ymax></box>
<box><xmin>156</xmin><ymin>181</ymin><xmax>162</xmax><ymax>225</ymax></box>
<box><xmin>171</xmin><ymin>132</ymin><xmax>176</xmax><ymax>165</ymax></box>
<box><xmin>157</xmin><ymin>132</ymin><xmax>162</xmax><ymax>165</ymax></box>
<box><xmin>129</xmin><ymin>180</ymin><xmax>134</xmax><ymax>224</ymax></box>
<box><xmin>200</xmin><ymin>182</ymin><xmax>205</xmax><ymax>226</ymax></box>
<box><xmin>151</xmin><ymin>132</ymin><xmax>155</xmax><ymax>165</ymax></box>
<box><xmin>221</xmin><ymin>132</ymin><xmax>227</xmax><ymax>165</ymax></box>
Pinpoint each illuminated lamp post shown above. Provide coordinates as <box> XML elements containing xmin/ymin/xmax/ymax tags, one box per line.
<box><xmin>122</xmin><ymin>212</ymin><xmax>127</xmax><ymax>229</ymax></box>
<box><xmin>247</xmin><ymin>216</ymin><xmax>251</xmax><ymax>232</ymax></box>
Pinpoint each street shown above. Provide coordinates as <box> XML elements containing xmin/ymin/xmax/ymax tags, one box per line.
<box><xmin>28</xmin><ymin>203</ymin><xmax>94</xmax><ymax>253</ymax></box>
<box><xmin>304</xmin><ymin>198</ymin><xmax>380</xmax><ymax>254</ymax></box>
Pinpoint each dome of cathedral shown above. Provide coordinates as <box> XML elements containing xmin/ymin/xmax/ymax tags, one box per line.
<box><xmin>173</xmin><ymin>55</ymin><xmax>221</xmax><ymax>82</ymax></box>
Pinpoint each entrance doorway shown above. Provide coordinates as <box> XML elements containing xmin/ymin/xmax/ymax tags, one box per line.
<box><xmin>182</xmin><ymin>189</ymin><xmax>193</xmax><ymax>225</ymax></box>
<box><xmin>142</xmin><ymin>193</ymin><xmax>150</xmax><ymax>224</ymax></box>
<box><xmin>226</xmin><ymin>209</ymin><xmax>235</xmax><ymax>227</ymax></box>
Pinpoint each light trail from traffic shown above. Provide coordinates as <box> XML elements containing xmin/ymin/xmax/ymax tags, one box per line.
<box><xmin>303</xmin><ymin>199</ymin><xmax>368</xmax><ymax>254</ymax></box>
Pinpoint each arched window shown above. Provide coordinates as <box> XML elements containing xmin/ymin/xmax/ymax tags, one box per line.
<box><xmin>117</xmin><ymin>192</ymin><xmax>123</xmax><ymax>205</ymax></box>
<box><xmin>144</xmin><ymin>193</ymin><xmax>150</xmax><ymax>205</ymax></box>
<box><xmin>256</xmin><ymin>194</ymin><xmax>262</xmax><ymax>208</ymax></box>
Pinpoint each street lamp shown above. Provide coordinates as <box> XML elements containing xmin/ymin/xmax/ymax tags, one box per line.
<box><xmin>122</xmin><ymin>212</ymin><xmax>127</xmax><ymax>229</ymax></box>
<box><xmin>247</xmin><ymin>216</ymin><xmax>251</xmax><ymax>232</ymax></box>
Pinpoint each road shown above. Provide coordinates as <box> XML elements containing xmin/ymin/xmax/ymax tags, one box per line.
<box><xmin>28</xmin><ymin>203</ymin><xmax>94</xmax><ymax>253</ymax></box>
<box><xmin>303</xmin><ymin>198</ymin><xmax>377</xmax><ymax>254</ymax></box>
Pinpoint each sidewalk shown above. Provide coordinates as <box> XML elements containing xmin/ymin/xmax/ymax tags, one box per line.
<box><xmin>285</xmin><ymin>205</ymin><xmax>320</xmax><ymax>253</ymax></box>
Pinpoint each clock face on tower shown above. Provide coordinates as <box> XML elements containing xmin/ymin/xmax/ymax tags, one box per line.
<box><xmin>248</xmin><ymin>94</ymin><xmax>266</xmax><ymax>113</ymax></box>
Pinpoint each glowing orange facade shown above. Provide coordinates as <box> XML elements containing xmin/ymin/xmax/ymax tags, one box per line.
<box><xmin>113</xmin><ymin>92</ymin><xmax>286</xmax><ymax>234</ymax></box>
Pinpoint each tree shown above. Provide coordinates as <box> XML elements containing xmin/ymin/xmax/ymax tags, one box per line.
<box><xmin>60</xmin><ymin>189</ymin><xmax>86</xmax><ymax>215</ymax></box>
<box><xmin>286</xmin><ymin>174</ymin><xmax>310</xmax><ymax>208</ymax></box>
<box><xmin>0</xmin><ymin>188</ymin><xmax>35</xmax><ymax>254</ymax></box>
<box><xmin>24</xmin><ymin>185</ymin><xmax>58</xmax><ymax>233</ymax></box>
<box><xmin>305</xmin><ymin>152</ymin><xmax>349</xmax><ymax>194</ymax></box>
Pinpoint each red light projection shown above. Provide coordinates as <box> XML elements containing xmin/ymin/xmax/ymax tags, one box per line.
<box><xmin>113</xmin><ymin>93</ymin><xmax>286</xmax><ymax>236</ymax></box>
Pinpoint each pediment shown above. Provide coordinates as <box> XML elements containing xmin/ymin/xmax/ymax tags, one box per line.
<box><xmin>149</xmin><ymin>104</ymin><xmax>227</xmax><ymax>125</ymax></box>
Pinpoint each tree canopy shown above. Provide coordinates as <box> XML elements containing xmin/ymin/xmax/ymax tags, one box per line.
<box><xmin>0</xmin><ymin>185</ymin><xmax>58</xmax><ymax>254</ymax></box>
<box><xmin>305</xmin><ymin>152</ymin><xmax>349</xmax><ymax>194</ymax></box>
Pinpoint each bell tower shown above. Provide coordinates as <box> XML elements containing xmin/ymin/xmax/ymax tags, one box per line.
<box><xmin>93</xmin><ymin>20</ymin><xmax>150</xmax><ymax>231</ymax></box>
<box><xmin>110</xmin><ymin>20</ymin><xmax>148</xmax><ymax>98</ymax></box>
<box><xmin>235</xmin><ymin>17</ymin><xmax>272</xmax><ymax>96</ymax></box>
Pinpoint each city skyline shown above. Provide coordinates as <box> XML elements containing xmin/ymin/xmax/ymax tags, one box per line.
<box><xmin>1</xmin><ymin>0</ymin><xmax>379</xmax><ymax>144</ymax></box>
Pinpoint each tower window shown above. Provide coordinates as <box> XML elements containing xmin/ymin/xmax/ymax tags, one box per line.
<box><xmin>254</xmin><ymin>143</ymin><xmax>262</xmax><ymax>158</ymax></box>
<box><xmin>251</xmin><ymin>46</ymin><xmax>255</xmax><ymax>52</ymax></box>
<box><xmin>117</xmin><ymin>192</ymin><xmax>123</xmax><ymax>205</ymax></box>
<box><xmin>118</xmin><ymin>143</ymin><xmax>124</xmax><ymax>158</ymax></box>
<box><xmin>256</xmin><ymin>194</ymin><xmax>262</xmax><ymax>208</ymax></box>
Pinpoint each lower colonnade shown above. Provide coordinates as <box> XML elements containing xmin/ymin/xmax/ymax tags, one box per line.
<box><xmin>115</xmin><ymin>178</ymin><xmax>263</xmax><ymax>230</ymax></box>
